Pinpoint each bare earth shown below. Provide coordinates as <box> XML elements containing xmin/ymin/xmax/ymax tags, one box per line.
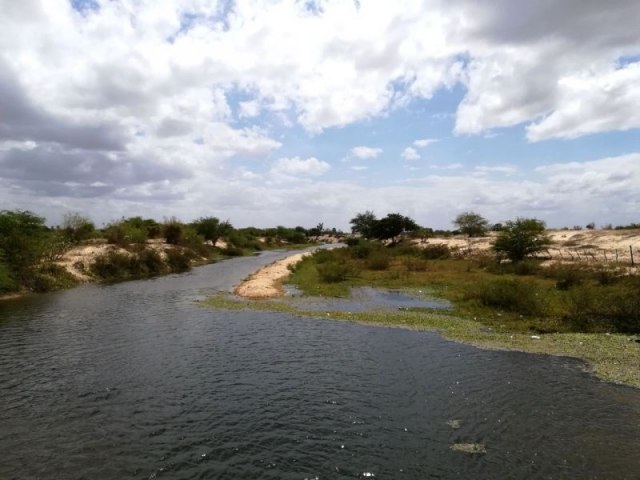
<box><xmin>234</xmin><ymin>252</ymin><xmax>310</xmax><ymax>299</ymax></box>
<box><xmin>418</xmin><ymin>229</ymin><xmax>640</xmax><ymax>266</ymax></box>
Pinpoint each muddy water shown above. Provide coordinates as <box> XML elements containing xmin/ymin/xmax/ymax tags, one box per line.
<box><xmin>1</xmin><ymin>251</ymin><xmax>640</xmax><ymax>479</ymax></box>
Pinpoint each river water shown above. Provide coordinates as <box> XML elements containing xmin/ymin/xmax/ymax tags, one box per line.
<box><xmin>1</xmin><ymin>251</ymin><xmax>639</xmax><ymax>479</ymax></box>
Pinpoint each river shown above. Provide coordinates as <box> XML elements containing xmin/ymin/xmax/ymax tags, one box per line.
<box><xmin>1</xmin><ymin>250</ymin><xmax>639</xmax><ymax>479</ymax></box>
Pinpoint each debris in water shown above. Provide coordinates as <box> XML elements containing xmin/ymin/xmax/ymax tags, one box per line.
<box><xmin>450</xmin><ymin>443</ymin><xmax>487</xmax><ymax>454</ymax></box>
<box><xmin>447</xmin><ymin>419</ymin><xmax>462</xmax><ymax>429</ymax></box>
<box><xmin>531</xmin><ymin>335</ymin><xmax>541</xmax><ymax>340</ymax></box>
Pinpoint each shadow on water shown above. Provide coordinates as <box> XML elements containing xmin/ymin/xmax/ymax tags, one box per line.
<box><xmin>1</xmin><ymin>251</ymin><xmax>640</xmax><ymax>479</ymax></box>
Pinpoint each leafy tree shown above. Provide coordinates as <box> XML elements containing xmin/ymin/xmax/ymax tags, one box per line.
<box><xmin>492</xmin><ymin>218</ymin><xmax>552</xmax><ymax>262</ymax></box>
<box><xmin>61</xmin><ymin>212</ymin><xmax>95</xmax><ymax>244</ymax></box>
<box><xmin>453</xmin><ymin>211</ymin><xmax>489</xmax><ymax>237</ymax></box>
<box><xmin>370</xmin><ymin>213</ymin><xmax>420</xmax><ymax>245</ymax></box>
<box><xmin>193</xmin><ymin>217</ymin><xmax>233</xmax><ymax>244</ymax></box>
<box><xmin>0</xmin><ymin>210</ymin><xmax>49</xmax><ymax>284</ymax></box>
<box><xmin>350</xmin><ymin>211</ymin><xmax>377</xmax><ymax>238</ymax></box>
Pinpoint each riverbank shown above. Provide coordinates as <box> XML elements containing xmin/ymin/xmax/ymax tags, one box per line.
<box><xmin>209</xmin><ymin>249</ymin><xmax>640</xmax><ymax>388</ymax></box>
<box><xmin>234</xmin><ymin>252</ymin><xmax>311</xmax><ymax>298</ymax></box>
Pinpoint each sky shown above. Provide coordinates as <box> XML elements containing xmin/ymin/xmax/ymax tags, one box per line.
<box><xmin>1</xmin><ymin>0</ymin><xmax>639</xmax><ymax>230</ymax></box>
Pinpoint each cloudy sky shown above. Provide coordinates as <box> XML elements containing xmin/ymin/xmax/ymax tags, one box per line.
<box><xmin>1</xmin><ymin>0</ymin><xmax>639</xmax><ymax>229</ymax></box>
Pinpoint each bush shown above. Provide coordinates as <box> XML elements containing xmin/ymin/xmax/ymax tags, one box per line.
<box><xmin>317</xmin><ymin>261</ymin><xmax>357</xmax><ymax>283</ymax></box>
<box><xmin>563</xmin><ymin>283</ymin><xmax>640</xmax><ymax>333</ymax></box>
<box><xmin>90</xmin><ymin>251</ymin><xmax>135</xmax><ymax>280</ymax></box>
<box><xmin>420</xmin><ymin>244</ymin><xmax>451</xmax><ymax>260</ymax></box>
<box><xmin>221</xmin><ymin>246</ymin><xmax>244</xmax><ymax>257</ymax></box>
<box><xmin>513</xmin><ymin>260</ymin><xmax>542</xmax><ymax>276</ymax></box>
<box><xmin>165</xmin><ymin>248</ymin><xmax>192</xmax><ymax>272</ymax></box>
<box><xmin>403</xmin><ymin>257</ymin><xmax>428</xmax><ymax>272</ymax></box>
<box><xmin>0</xmin><ymin>260</ymin><xmax>16</xmax><ymax>292</ymax></box>
<box><xmin>104</xmin><ymin>223</ymin><xmax>147</xmax><ymax>246</ymax></box>
<box><xmin>366</xmin><ymin>251</ymin><xmax>391</xmax><ymax>270</ymax></box>
<box><xmin>544</xmin><ymin>264</ymin><xmax>588</xmax><ymax>290</ymax></box>
<box><xmin>164</xmin><ymin>223</ymin><xmax>183</xmax><ymax>245</ymax></box>
<box><xmin>465</xmin><ymin>278</ymin><xmax>546</xmax><ymax>316</ymax></box>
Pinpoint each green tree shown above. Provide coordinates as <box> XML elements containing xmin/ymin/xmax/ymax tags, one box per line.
<box><xmin>492</xmin><ymin>218</ymin><xmax>552</xmax><ymax>262</ymax></box>
<box><xmin>193</xmin><ymin>217</ymin><xmax>233</xmax><ymax>244</ymax></box>
<box><xmin>453</xmin><ymin>211</ymin><xmax>489</xmax><ymax>237</ymax></box>
<box><xmin>350</xmin><ymin>211</ymin><xmax>377</xmax><ymax>238</ymax></box>
<box><xmin>370</xmin><ymin>213</ymin><xmax>420</xmax><ymax>245</ymax></box>
<box><xmin>0</xmin><ymin>210</ymin><xmax>49</xmax><ymax>284</ymax></box>
<box><xmin>61</xmin><ymin>212</ymin><xmax>95</xmax><ymax>244</ymax></box>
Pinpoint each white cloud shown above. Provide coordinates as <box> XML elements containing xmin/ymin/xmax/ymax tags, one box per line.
<box><xmin>0</xmin><ymin>1</ymin><xmax>639</xmax><ymax>229</ymax></box>
<box><xmin>350</xmin><ymin>146</ymin><xmax>383</xmax><ymax>160</ymax></box>
<box><xmin>239</xmin><ymin>100</ymin><xmax>261</xmax><ymax>119</ymax></box>
<box><xmin>474</xmin><ymin>165</ymin><xmax>518</xmax><ymax>176</ymax></box>
<box><xmin>413</xmin><ymin>138</ymin><xmax>439</xmax><ymax>148</ymax></box>
<box><xmin>402</xmin><ymin>147</ymin><xmax>420</xmax><ymax>161</ymax></box>
<box><xmin>351</xmin><ymin>166</ymin><xmax>369</xmax><ymax>171</ymax></box>
<box><xmin>270</xmin><ymin>156</ymin><xmax>331</xmax><ymax>178</ymax></box>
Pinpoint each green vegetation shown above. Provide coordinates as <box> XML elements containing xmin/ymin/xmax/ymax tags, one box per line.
<box><xmin>0</xmin><ymin>209</ymin><xmax>326</xmax><ymax>296</ymax></box>
<box><xmin>453</xmin><ymin>211</ymin><xmax>489</xmax><ymax>237</ymax></box>
<box><xmin>349</xmin><ymin>211</ymin><xmax>420</xmax><ymax>244</ymax></box>
<box><xmin>0</xmin><ymin>210</ymin><xmax>72</xmax><ymax>293</ymax></box>
<box><xmin>493</xmin><ymin>217</ymin><xmax>552</xmax><ymax>261</ymax></box>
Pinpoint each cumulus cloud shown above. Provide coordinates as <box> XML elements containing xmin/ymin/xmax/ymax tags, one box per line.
<box><xmin>0</xmin><ymin>0</ymin><xmax>638</xmax><ymax>227</ymax></box>
<box><xmin>270</xmin><ymin>156</ymin><xmax>331</xmax><ymax>178</ymax></box>
<box><xmin>413</xmin><ymin>138</ymin><xmax>439</xmax><ymax>148</ymax></box>
<box><xmin>401</xmin><ymin>147</ymin><xmax>420</xmax><ymax>161</ymax></box>
<box><xmin>350</xmin><ymin>146</ymin><xmax>383</xmax><ymax>160</ymax></box>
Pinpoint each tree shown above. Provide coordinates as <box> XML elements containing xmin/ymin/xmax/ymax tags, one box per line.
<box><xmin>370</xmin><ymin>213</ymin><xmax>420</xmax><ymax>245</ymax></box>
<box><xmin>492</xmin><ymin>218</ymin><xmax>552</xmax><ymax>262</ymax></box>
<box><xmin>61</xmin><ymin>212</ymin><xmax>95</xmax><ymax>244</ymax></box>
<box><xmin>453</xmin><ymin>211</ymin><xmax>489</xmax><ymax>237</ymax></box>
<box><xmin>193</xmin><ymin>217</ymin><xmax>233</xmax><ymax>245</ymax></box>
<box><xmin>350</xmin><ymin>211</ymin><xmax>377</xmax><ymax>238</ymax></box>
<box><xmin>0</xmin><ymin>210</ymin><xmax>49</xmax><ymax>283</ymax></box>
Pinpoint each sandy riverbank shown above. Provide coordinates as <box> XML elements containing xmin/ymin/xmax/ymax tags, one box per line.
<box><xmin>234</xmin><ymin>252</ymin><xmax>310</xmax><ymax>299</ymax></box>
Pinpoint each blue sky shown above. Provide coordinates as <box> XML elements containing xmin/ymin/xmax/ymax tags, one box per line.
<box><xmin>1</xmin><ymin>0</ymin><xmax>639</xmax><ymax>230</ymax></box>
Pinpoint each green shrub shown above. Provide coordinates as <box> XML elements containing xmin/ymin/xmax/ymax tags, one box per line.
<box><xmin>221</xmin><ymin>246</ymin><xmax>244</xmax><ymax>257</ymax></box>
<box><xmin>0</xmin><ymin>260</ymin><xmax>16</xmax><ymax>292</ymax></box>
<box><xmin>513</xmin><ymin>260</ymin><xmax>542</xmax><ymax>276</ymax></box>
<box><xmin>104</xmin><ymin>223</ymin><xmax>147</xmax><ymax>245</ymax></box>
<box><xmin>465</xmin><ymin>278</ymin><xmax>546</xmax><ymax>316</ymax></box>
<box><xmin>403</xmin><ymin>257</ymin><xmax>428</xmax><ymax>272</ymax></box>
<box><xmin>90</xmin><ymin>251</ymin><xmax>134</xmax><ymax>280</ymax></box>
<box><xmin>316</xmin><ymin>261</ymin><xmax>357</xmax><ymax>283</ymax></box>
<box><xmin>349</xmin><ymin>239</ymin><xmax>381</xmax><ymax>259</ymax></box>
<box><xmin>137</xmin><ymin>249</ymin><xmax>166</xmax><ymax>275</ymax></box>
<box><xmin>544</xmin><ymin>264</ymin><xmax>588</xmax><ymax>290</ymax></box>
<box><xmin>29</xmin><ymin>264</ymin><xmax>77</xmax><ymax>292</ymax></box>
<box><xmin>164</xmin><ymin>223</ymin><xmax>183</xmax><ymax>245</ymax></box>
<box><xmin>366</xmin><ymin>251</ymin><xmax>391</xmax><ymax>270</ymax></box>
<box><xmin>420</xmin><ymin>244</ymin><xmax>451</xmax><ymax>260</ymax></box>
<box><xmin>313</xmin><ymin>249</ymin><xmax>338</xmax><ymax>264</ymax></box>
<box><xmin>165</xmin><ymin>248</ymin><xmax>192</xmax><ymax>272</ymax></box>
<box><xmin>563</xmin><ymin>283</ymin><xmax>640</xmax><ymax>333</ymax></box>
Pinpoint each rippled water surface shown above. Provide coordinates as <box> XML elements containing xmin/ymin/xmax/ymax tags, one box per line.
<box><xmin>1</xmin><ymin>251</ymin><xmax>640</xmax><ymax>479</ymax></box>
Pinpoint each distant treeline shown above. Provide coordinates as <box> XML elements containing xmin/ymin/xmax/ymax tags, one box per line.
<box><xmin>0</xmin><ymin>210</ymin><xmax>335</xmax><ymax>294</ymax></box>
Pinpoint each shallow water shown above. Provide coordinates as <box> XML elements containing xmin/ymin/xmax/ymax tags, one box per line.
<box><xmin>1</xmin><ymin>251</ymin><xmax>640</xmax><ymax>479</ymax></box>
<box><xmin>283</xmin><ymin>286</ymin><xmax>451</xmax><ymax>312</ymax></box>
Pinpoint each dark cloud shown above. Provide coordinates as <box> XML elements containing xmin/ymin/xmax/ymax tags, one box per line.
<box><xmin>0</xmin><ymin>144</ymin><xmax>191</xmax><ymax>197</ymax></box>
<box><xmin>467</xmin><ymin>0</ymin><xmax>640</xmax><ymax>48</ymax></box>
<box><xmin>0</xmin><ymin>61</ymin><xmax>127</xmax><ymax>151</ymax></box>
